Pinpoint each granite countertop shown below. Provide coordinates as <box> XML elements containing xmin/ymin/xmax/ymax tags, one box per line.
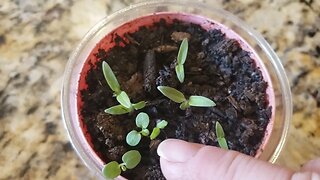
<box><xmin>0</xmin><ymin>0</ymin><xmax>319</xmax><ymax>179</ymax></box>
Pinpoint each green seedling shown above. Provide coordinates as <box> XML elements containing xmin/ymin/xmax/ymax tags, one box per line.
<box><xmin>150</xmin><ymin>120</ymin><xmax>168</xmax><ymax>140</ymax></box>
<box><xmin>105</xmin><ymin>91</ymin><xmax>145</xmax><ymax>115</ymax></box>
<box><xmin>126</xmin><ymin>112</ymin><xmax>150</xmax><ymax>146</ymax></box>
<box><xmin>102</xmin><ymin>61</ymin><xmax>146</xmax><ymax>115</ymax></box>
<box><xmin>102</xmin><ymin>150</ymin><xmax>141</xmax><ymax>179</ymax></box>
<box><xmin>102</xmin><ymin>61</ymin><xmax>121</xmax><ymax>96</ymax></box>
<box><xmin>126</xmin><ymin>113</ymin><xmax>168</xmax><ymax>145</ymax></box>
<box><xmin>215</xmin><ymin>121</ymin><xmax>229</xmax><ymax>150</ymax></box>
<box><xmin>157</xmin><ymin>86</ymin><xmax>215</xmax><ymax>110</ymax></box>
<box><xmin>175</xmin><ymin>38</ymin><xmax>188</xmax><ymax>83</ymax></box>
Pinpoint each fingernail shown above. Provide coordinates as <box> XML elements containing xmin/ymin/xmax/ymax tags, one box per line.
<box><xmin>157</xmin><ymin>139</ymin><xmax>203</xmax><ymax>163</ymax></box>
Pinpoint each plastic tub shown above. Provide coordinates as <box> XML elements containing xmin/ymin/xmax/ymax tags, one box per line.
<box><xmin>61</xmin><ymin>0</ymin><xmax>292</xmax><ymax>179</ymax></box>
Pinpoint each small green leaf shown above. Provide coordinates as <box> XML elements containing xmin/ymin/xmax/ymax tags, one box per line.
<box><xmin>216</xmin><ymin>122</ymin><xmax>229</xmax><ymax>149</ymax></box>
<box><xmin>179</xmin><ymin>100</ymin><xmax>189</xmax><ymax>110</ymax></box>
<box><xmin>105</xmin><ymin>105</ymin><xmax>130</xmax><ymax>115</ymax></box>
<box><xmin>126</xmin><ymin>130</ymin><xmax>141</xmax><ymax>146</ymax></box>
<box><xmin>156</xmin><ymin>120</ymin><xmax>168</xmax><ymax>129</ymax></box>
<box><xmin>157</xmin><ymin>86</ymin><xmax>186</xmax><ymax>103</ymax></box>
<box><xmin>177</xmin><ymin>38</ymin><xmax>188</xmax><ymax>65</ymax></box>
<box><xmin>218</xmin><ymin>137</ymin><xmax>229</xmax><ymax>150</ymax></box>
<box><xmin>122</xmin><ymin>150</ymin><xmax>141</xmax><ymax>169</ymax></box>
<box><xmin>188</xmin><ymin>96</ymin><xmax>216</xmax><ymax>107</ymax></box>
<box><xmin>136</xmin><ymin>112</ymin><xmax>149</xmax><ymax>129</ymax></box>
<box><xmin>132</xmin><ymin>101</ymin><xmax>146</xmax><ymax>110</ymax></box>
<box><xmin>102</xmin><ymin>161</ymin><xmax>121</xmax><ymax>179</ymax></box>
<box><xmin>140</xmin><ymin>129</ymin><xmax>150</xmax><ymax>136</ymax></box>
<box><xmin>175</xmin><ymin>64</ymin><xmax>185</xmax><ymax>83</ymax></box>
<box><xmin>150</xmin><ymin>127</ymin><xmax>160</xmax><ymax>140</ymax></box>
<box><xmin>116</xmin><ymin>91</ymin><xmax>132</xmax><ymax>109</ymax></box>
<box><xmin>102</xmin><ymin>61</ymin><xmax>121</xmax><ymax>94</ymax></box>
<box><xmin>215</xmin><ymin>121</ymin><xmax>225</xmax><ymax>138</ymax></box>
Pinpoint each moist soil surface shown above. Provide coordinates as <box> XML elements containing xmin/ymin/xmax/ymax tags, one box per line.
<box><xmin>80</xmin><ymin>19</ymin><xmax>272</xmax><ymax>180</ymax></box>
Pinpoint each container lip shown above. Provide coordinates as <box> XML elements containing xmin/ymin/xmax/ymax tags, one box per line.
<box><xmin>252</xmin><ymin>30</ymin><xmax>292</xmax><ymax>163</ymax></box>
<box><xmin>61</xmin><ymin>0</ymin><xmax>292</xmax><ymax>178</ymax></box>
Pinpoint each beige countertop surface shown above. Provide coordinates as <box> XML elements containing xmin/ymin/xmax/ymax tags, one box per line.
<box><xmin>0</xmin><ymin>0</ymin><xmax>319</xmax><ymax>179</ymax></box>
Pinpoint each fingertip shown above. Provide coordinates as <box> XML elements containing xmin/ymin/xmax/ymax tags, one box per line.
<box><xmin>157</xmin><ymin>139</ymin><xmax>203</xmax><ymax>163</ymax></box>
<box><xmin>160</xmin><ymin>157</ymin><xmax>185</xmax><ymax>180</ymax></box>
<box><xmin>301</xmin><ymin>158</ymin><xmax>320</xmax><ymax>173</ymax></box>
<box><xmin>184</xmin><ymin>146</ymin><xmax>293</xmax><ymax>180</ymax></box>
<box><xmin>158</xmin><ymin>140</ymin><xmax>294</xmax><ymax>180</ymax></box>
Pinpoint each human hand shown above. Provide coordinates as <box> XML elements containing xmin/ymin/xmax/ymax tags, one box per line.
<box><xmin>157</xmin><ymin>139</ymin><xmax>320</xmax><ymax>180</ymax></box>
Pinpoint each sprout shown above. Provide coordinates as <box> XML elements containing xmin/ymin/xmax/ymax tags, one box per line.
<box><xmin>102</xmin><ymin>61</ymin><xmax>146</xmax><ymax>115</ymax></box>
<box><xmin>150</xmin><ymin>120</ymin><xmax>168</xmax><ymax>140</ymax></box>
<box><xmin>105</xmin><ymin>91</ymin><xmax>146</xmax><ymax>115</ymax></box>
<box><xmin>102</xmin><ymin>61</ymin><xmax>121</xmax><ymax>95</ymax></box>
<box><xmin>126</xmin><ymin>112</ymin><xmax>150</xmax><ymax>146</ymax></box>
<box><xmin>126</xmin><ymin>113</ymin><xmax>168</xmax><ymax>145</ymax></box>
<box><xmin>116</xmin><ymin>91</ymin><xmax>132</xmax><ymax>109</ymax></box>
<box><xmin>102</xmin><ymin>150</ymin><xmax>141</xmax><ymax>179</ymax></box>
<box><xmin>175</xmin><ymin>38</ymin><xmax>188</xmax><ymax>83</ymax></box>
<box><xmin>215</xmin><ymin>121</ymin><xmax>229</xmax><ymax>150</ymax></box>
<box><xmin>105</xmin><ymin>104</ymin><xmax>131</xmax><ymax>115</ymax></box>
<box><xmin>157</xmin><ymin>86</ymin><xmax>215</xmax><ymax>110</ymax></box>
<box><xmin>132</xmin><ymin>101</ymin><xmax>146</xmax><ymax>110</ymax></box>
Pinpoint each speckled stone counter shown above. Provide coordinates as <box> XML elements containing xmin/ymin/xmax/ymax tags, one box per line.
<box><xmin>0</xmin><ymin>0</ymin><xmax>319</xmax><ymax>179</ymax></box>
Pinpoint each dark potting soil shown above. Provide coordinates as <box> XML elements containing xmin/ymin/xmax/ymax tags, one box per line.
<box><xmin>80</xmin><ymin>19</ymin><xmax>272</xmax><ymax>180</ymax></box>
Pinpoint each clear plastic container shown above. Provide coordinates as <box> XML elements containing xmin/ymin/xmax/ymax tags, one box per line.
<box><xmin>61</xmin><ymin>0</ymin><xmax>292</xmax><ymax>179</ymax></box>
